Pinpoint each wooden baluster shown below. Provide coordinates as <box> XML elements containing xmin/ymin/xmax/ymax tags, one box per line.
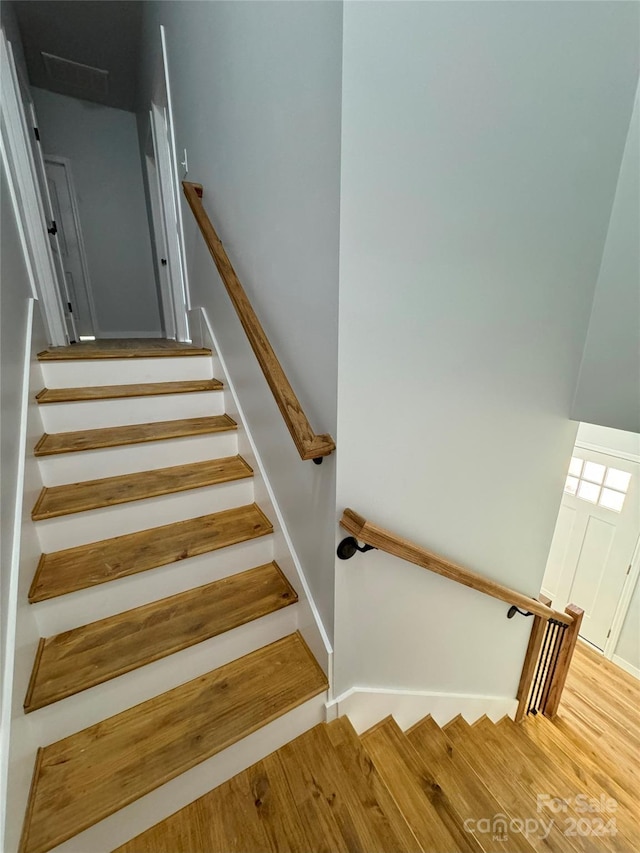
<box><xmin>514</xmin><ymin>595</ymin><xmax>552</xmax><ymax>723</ymax></box>
<box><xmin>542</xmin><ymin>603</ymin><xmax>584</xmax><ymax>718</ymax></box>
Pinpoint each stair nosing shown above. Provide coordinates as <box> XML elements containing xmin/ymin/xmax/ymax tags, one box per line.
<box><xmin>29</xmin><ymin>502</ymin><xmax>274</xmax><ymax>602</ymax></box>
<box><xmin>35</xmin><ymin>379</ymin><xmax>223</xmax><ymax>404</ymax></box>
<box><xmin>19</xmin><ymin>631</ymin><xmax>328</xmax><ymax>853</ymax></box>
<box><xmin>37</xmin><ymin>347</ymin><xmax>212</xmax><ymax>362</ymax></box>
<box><xmin>24</xmin><ymin>561</ymin><xmax>298</xmax><ymax>713</ymax></box>
<box><xmin>33</xmin><ymin>415</ymin><xmax>238</xmax><ymax>457</ymax></box>
<box><xmin>31</xmin><ymin>455</ymin><xmax>253</xmax><ymax>521</ymax></box>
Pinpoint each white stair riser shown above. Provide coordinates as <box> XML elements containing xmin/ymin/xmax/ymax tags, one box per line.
<box><xmin>49</xmin><ymin>692</ymin><xmax>327</xmax><ymax>853</ymax></box>
<box><xmin>38</xmin><ymin>432</ymin><xmax>238</xmax><ymax>486</ymax></box>
<box><xmin>27</xmin><ymin>605</ymin><xmax>299</xmax><ymax>745</ymax></box>
<box><xmin>38</xmin><ymin>392</ymin><xmax>224</xmax><ymax>432</ymax></box>
<box><xmin>34</xmin><ymin>479</ymin><xmax>254</xmax><ymax>552</ymax></box>
<box><xmin>40</xmin><ymin>356</ymin><xmax>213</xmax><ymax>388</ymax></box>
<box><xmin>32</xmin><ymin>535</ymin><xmax>275</xmax><ymax>635</ymax></box>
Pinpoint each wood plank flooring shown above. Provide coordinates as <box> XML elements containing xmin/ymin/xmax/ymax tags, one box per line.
<box><xmin>31</xmin><ymin>456</ymin><xmax>253</xmax><ymax>520</ymax></box>
<box><xmin>19</xmin><ymin>632</ymin><xmax>328</xmax><ymax>853</ymax></box>
<box><xmin>36</xmin><ymin>379</ymin><xmax>223</xmax><ymax>404</ymax></box>
<box><xmin>29</xmin><ymin>503</ymin><xmax>273</xmax><ymax>602</ymax></box>
<box><xmin>24</xmin><ymin>562</ymin><xmax>297</xmax><ymax>712</ymax></box>
<box><xmin>34</xmin><ymin>415</ymin><xmax>236</xmax><ymax>456</ymax></box>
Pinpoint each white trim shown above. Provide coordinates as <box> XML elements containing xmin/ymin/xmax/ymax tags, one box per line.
<box><xmin>145</xmin><ymin>143</ymin><xmax>176</xmax><ymax>339</ymax></box>
<box><xmin>150</xmin><ymin>101</ymin><xmax>188</xmax><ymax>342</ymax></box>
<box><xmin>612</xmin><ymin>655</ymin><xmax>640</xmax><ymax>681</ymax></box>
<box><xmin>0</xmin><ymin>33</ymin><xmax>67</xmax><ymax>346</ymax></box>
<box><xmin>96</xmin><ymin>331</ymin><xmax>164</xmax><ymax>339</ymax></box>
<box><xmin>575</xmin><ymin>441</ymin><xmax>640</xmax><ymax>465</ymax></box>
<box><xmin>325</xmin><ymin>686</ymin><xmax>517</xmax><ymax>733</ymax></box>
<box><xmin>192</xmin><ymin>307</ymin><xmax>333</xmax><ymax>672</ymax></box>
<box><xmin>160</xmin><ymin>25</ymin><xmax>191</xmax><ymax>316</ymax></box>
<box><xmin>43</xmin><ymin>155</ymin><xmax>99</xmax><ymax>336</ymax></box>
<box><xmin>604</xmin><ymin>533</ymin><xmax>640</xmax><ymax>660</ymax></box>
<box><xmin>0</xmin><ymin>300</ymin><xmax>34</xmax><ymax>853</ymax></box>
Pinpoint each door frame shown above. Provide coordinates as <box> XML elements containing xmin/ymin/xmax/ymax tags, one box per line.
<box><xmin>44</xmin><ymin>155</ymin><xmax>99</xmax><ymax>338</ymax></box>
<box><xmin>146</xmin><ymin>24</ymin><xmax>190</xmax><ymax>342</ymax></box>
<box><xmin>573</xmin><ymin>437</ymin><xmax>640</xmax><ymax>664</ymax></box>
<box><xmin>144</xmin><ymin>144</ymin><xmax>175</xmax><ymax>339</ymax></box>
<box><xmin>0</xmin><ymin>30</ymin><xmax>67</xmax><ymax>346</ymax></box>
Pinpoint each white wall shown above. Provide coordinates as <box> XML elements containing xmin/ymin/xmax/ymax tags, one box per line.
<box><xmin>334</xmin><ymin>2</ymin><xmax>640</xmax><ymax>698</ymax></box>
<box><xmin>0</xmin><ymin>158</ymin><xmax>48</xmax><ymax>853</ymax></box>
<box><xmin>615</xmin><ymin>575</ymin><xmax>640</xmax><ymax>676</ymax></box>
<box><xmin>572</xmin><ymin>88</ymin><xmax>640</xmax><ymax>434</ymax></box>
<box><xmin>138</xmin><ymin>1</ymin><xmax>342</xmax><ymax>639</ymax></box>
<box><xmin>31</xmin><ymin>87</ymin><xmax>162</xmax><ymax>336</ymax></box>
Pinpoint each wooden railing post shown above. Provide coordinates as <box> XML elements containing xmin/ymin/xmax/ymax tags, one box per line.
<box><xmin>514</xmin><ymin>596</ymin><xmax>551</xmax><ymax>723</ymax></box>
<box><xmin>542</xmin><ymin>604</ymin><xmax>584</xmax><ymax>718</ymax></box>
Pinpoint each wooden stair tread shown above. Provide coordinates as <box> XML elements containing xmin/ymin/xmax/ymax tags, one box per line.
<box><xmin>326</xmin><ymin>717</ymin><xmax>423</xmax><ymax>852</ymax></box>
<box><xmin>31</xmin><ymin>456</ymin><xmax>253</xmax><ymax>520</ymax></box>
<box><xmin>37</xmin><ymin>341</ymin><xmax>211</xmax><ymax>360</ymax></box>
<box><xmin>34</xmin><ymin>415</ymin><xmax>237</xmax><ymax>456</ymax></box>
<box><xmin>116</xmin><ymin>724</ymin><xmax>381</xmax><ymax>853</ymax></box>
<box><xmin>407</xmin><ymin>716</ymin><xmax>536</xmax><ymax>853</ymax></box>
<box><xmin>269</xmin><ymin>723</ymin><xmax>395</xmax><ymax>853</ymax></box>
<box><xmin>36</xmin><ymin>379</ymin><xmax>223</xmax><ymax>404</ymax></box>
<box><xmin>361</xmin><ymin>717</ymin><xmax>480</xmax><ymax>853</ymax></box>
<box><xmin>19</xmin><ymin>632</ymin><xmax>328</xmax><ymax>853</ymax></box>
<box><xmin>30</xmin><ymin>503</ymin><xmax>273</xmax><ymax>602</ymax></box>
<box><xmin>24</xmin><ymin>562</ymin><xmax>296</xmax><ymax>712</ymax></box>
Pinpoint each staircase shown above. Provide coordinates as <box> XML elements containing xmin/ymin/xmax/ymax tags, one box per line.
<box><xmin>16</xmin><ymin>341</ymin><xmax>638</xmax><ymax>853</ymax></box>
<box><xmin>18</xmin><ymin>341</ymin><xmax>328</xmax><ymax>853</ymax></box>
<box><xmin>116</xmin><ymin>711</ymin><xmax>638</xmax><ymax>853</ymax></box>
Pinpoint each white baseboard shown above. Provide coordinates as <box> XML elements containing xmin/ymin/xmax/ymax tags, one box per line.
<box><xmin>96</xmin><ymin>331</ymin><xmax>164</xmax><ymax>339</ymax></box>
<box><xmin>189</xmin><ymin>307</ymin><xmax>333</xmax><ymax>679</ymax></box>
<box><xmin>612</xmin><ymin>654</ymin><xmax>640</xmax><ymax>680</ymax></box>
<box><xmin>326</xmin><ymin>686</ymin><xmax>518</xmax><ymax>733</ymax></box>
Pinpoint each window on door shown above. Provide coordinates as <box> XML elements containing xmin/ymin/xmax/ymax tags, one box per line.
<box><xmin>564</xmin><ymin>456</ymin><xmax>631</xmax><ymax>513</ymax></box>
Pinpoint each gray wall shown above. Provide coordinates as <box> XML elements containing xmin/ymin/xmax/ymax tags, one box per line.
<box><xmin>138</xmin><ymin>1</ymin><xmax>342</xmax><ymax>638</ymax></box>
<box><xmin>31</xmin><ymin>87</ymin><xmax>161</xmax><ymax>336</ymax></box>
<box><xmin>573</xmin><ymin>89</ymin><xmax>640</xmax><ymax>434</ymax></box>
<box><xmin>334</xmin><ymin>1</ymin><xmax>639</xmax><ymax>697</ymax></box>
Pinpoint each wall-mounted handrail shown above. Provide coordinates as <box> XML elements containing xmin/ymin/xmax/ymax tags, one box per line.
<box><xmin>183</xmin><ymin>181</ymin><xmax>336</xmax><ymax>463</ymax></box>
<box><xmin>339</xmin><ymin>508</ymin><xmax>574</xmax><ymax>625</ymax></box>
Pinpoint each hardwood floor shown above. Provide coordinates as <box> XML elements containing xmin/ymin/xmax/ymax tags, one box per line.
<box><xmin>114</xmin><ymin>637</ymin><xmax>639</xmax><ymax>853</ymax></box>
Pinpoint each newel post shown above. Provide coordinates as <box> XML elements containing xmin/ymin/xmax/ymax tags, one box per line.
<box><xmin>542</xmin><ymin>604</ymin><xmax>584</xmax><ymax>719</ymax></box>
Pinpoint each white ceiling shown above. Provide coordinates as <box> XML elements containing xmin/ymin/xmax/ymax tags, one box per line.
<box><xmin>13</xmin><ymin>0</ymin><xmax>143</xmax><ymax>112</ymax></box>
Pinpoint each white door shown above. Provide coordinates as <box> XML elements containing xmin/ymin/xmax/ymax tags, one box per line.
<box><xmin>542</xmin><ymin>448</ymin><xmax>639</xmax><ymax>650</ymax></box>
<box><xmin>145</xmin><ymin>147</ymin><xmax>175</xmax><ymax>338</ymax></box>
<box><xmin>150</xmin><ymin>103</ymin><xmax>186</xmax><ymax>341</ymax></box>
<box><xmin>44</xmin><ymin>158</ymin><xmax>96</xmax><ymax>339</ymax></box>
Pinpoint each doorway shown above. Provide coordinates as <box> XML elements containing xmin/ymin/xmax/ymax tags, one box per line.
<box><xmin>542</xmin><ymin>424</ymin><xmax>640</xmax><ymax>675</ymax></box>
<box><xmin>43</xmin><ymin>157</ymin><xmax>96</xmax><ymax>339</ymax></box>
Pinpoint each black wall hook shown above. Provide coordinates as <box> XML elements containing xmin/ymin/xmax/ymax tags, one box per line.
<box><xmin>507</xmin><ymin>605</ymin><xmax>533</xmax><ymax>619</ymax></box>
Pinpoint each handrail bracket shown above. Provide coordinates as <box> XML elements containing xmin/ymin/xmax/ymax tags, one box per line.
<box><xmin>337</xmin><ymin>537</ymin><xmax>377</xmax><ymax>561</ymax></box>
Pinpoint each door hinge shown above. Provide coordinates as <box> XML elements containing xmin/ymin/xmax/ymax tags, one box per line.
<box><xmin>67</xmin><ymin>302</ymin><xmax>73</xmax><ymax>313</ymax></box>
<box><xmin>606</xmin><ymin>628</ymin><xmax>611</xmax><ymax>639</ymax></box>
<box><xmin>47</xmin><ymin>220</ymin><xmax>57</xmax><ymax>236</ymax></box>
<box><xmin>627</xmin><ymin>563</ymin><xmax>632</xmax><ymax>575</ymax></box>
<box><xmin>33</xmin><ymin>126</ymin><xmax>40</xmax><ymax>142</ymax></box>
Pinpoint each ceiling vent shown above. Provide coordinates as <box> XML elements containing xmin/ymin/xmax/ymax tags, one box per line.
<box><xmin>41</xmin><ymin>52</ymin><xmax>109</xmax><ymax>97</ymax></box>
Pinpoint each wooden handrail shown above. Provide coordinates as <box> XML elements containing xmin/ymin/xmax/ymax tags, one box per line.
<box><xmin>340</xmin><ymin>508</ymin><xmax>574</xmax><ymax>626</ymax></box>
<box><xmin>183</xmin><ymin>181</ymin><xmax>336</xmax><ymax>462</ymax></box>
